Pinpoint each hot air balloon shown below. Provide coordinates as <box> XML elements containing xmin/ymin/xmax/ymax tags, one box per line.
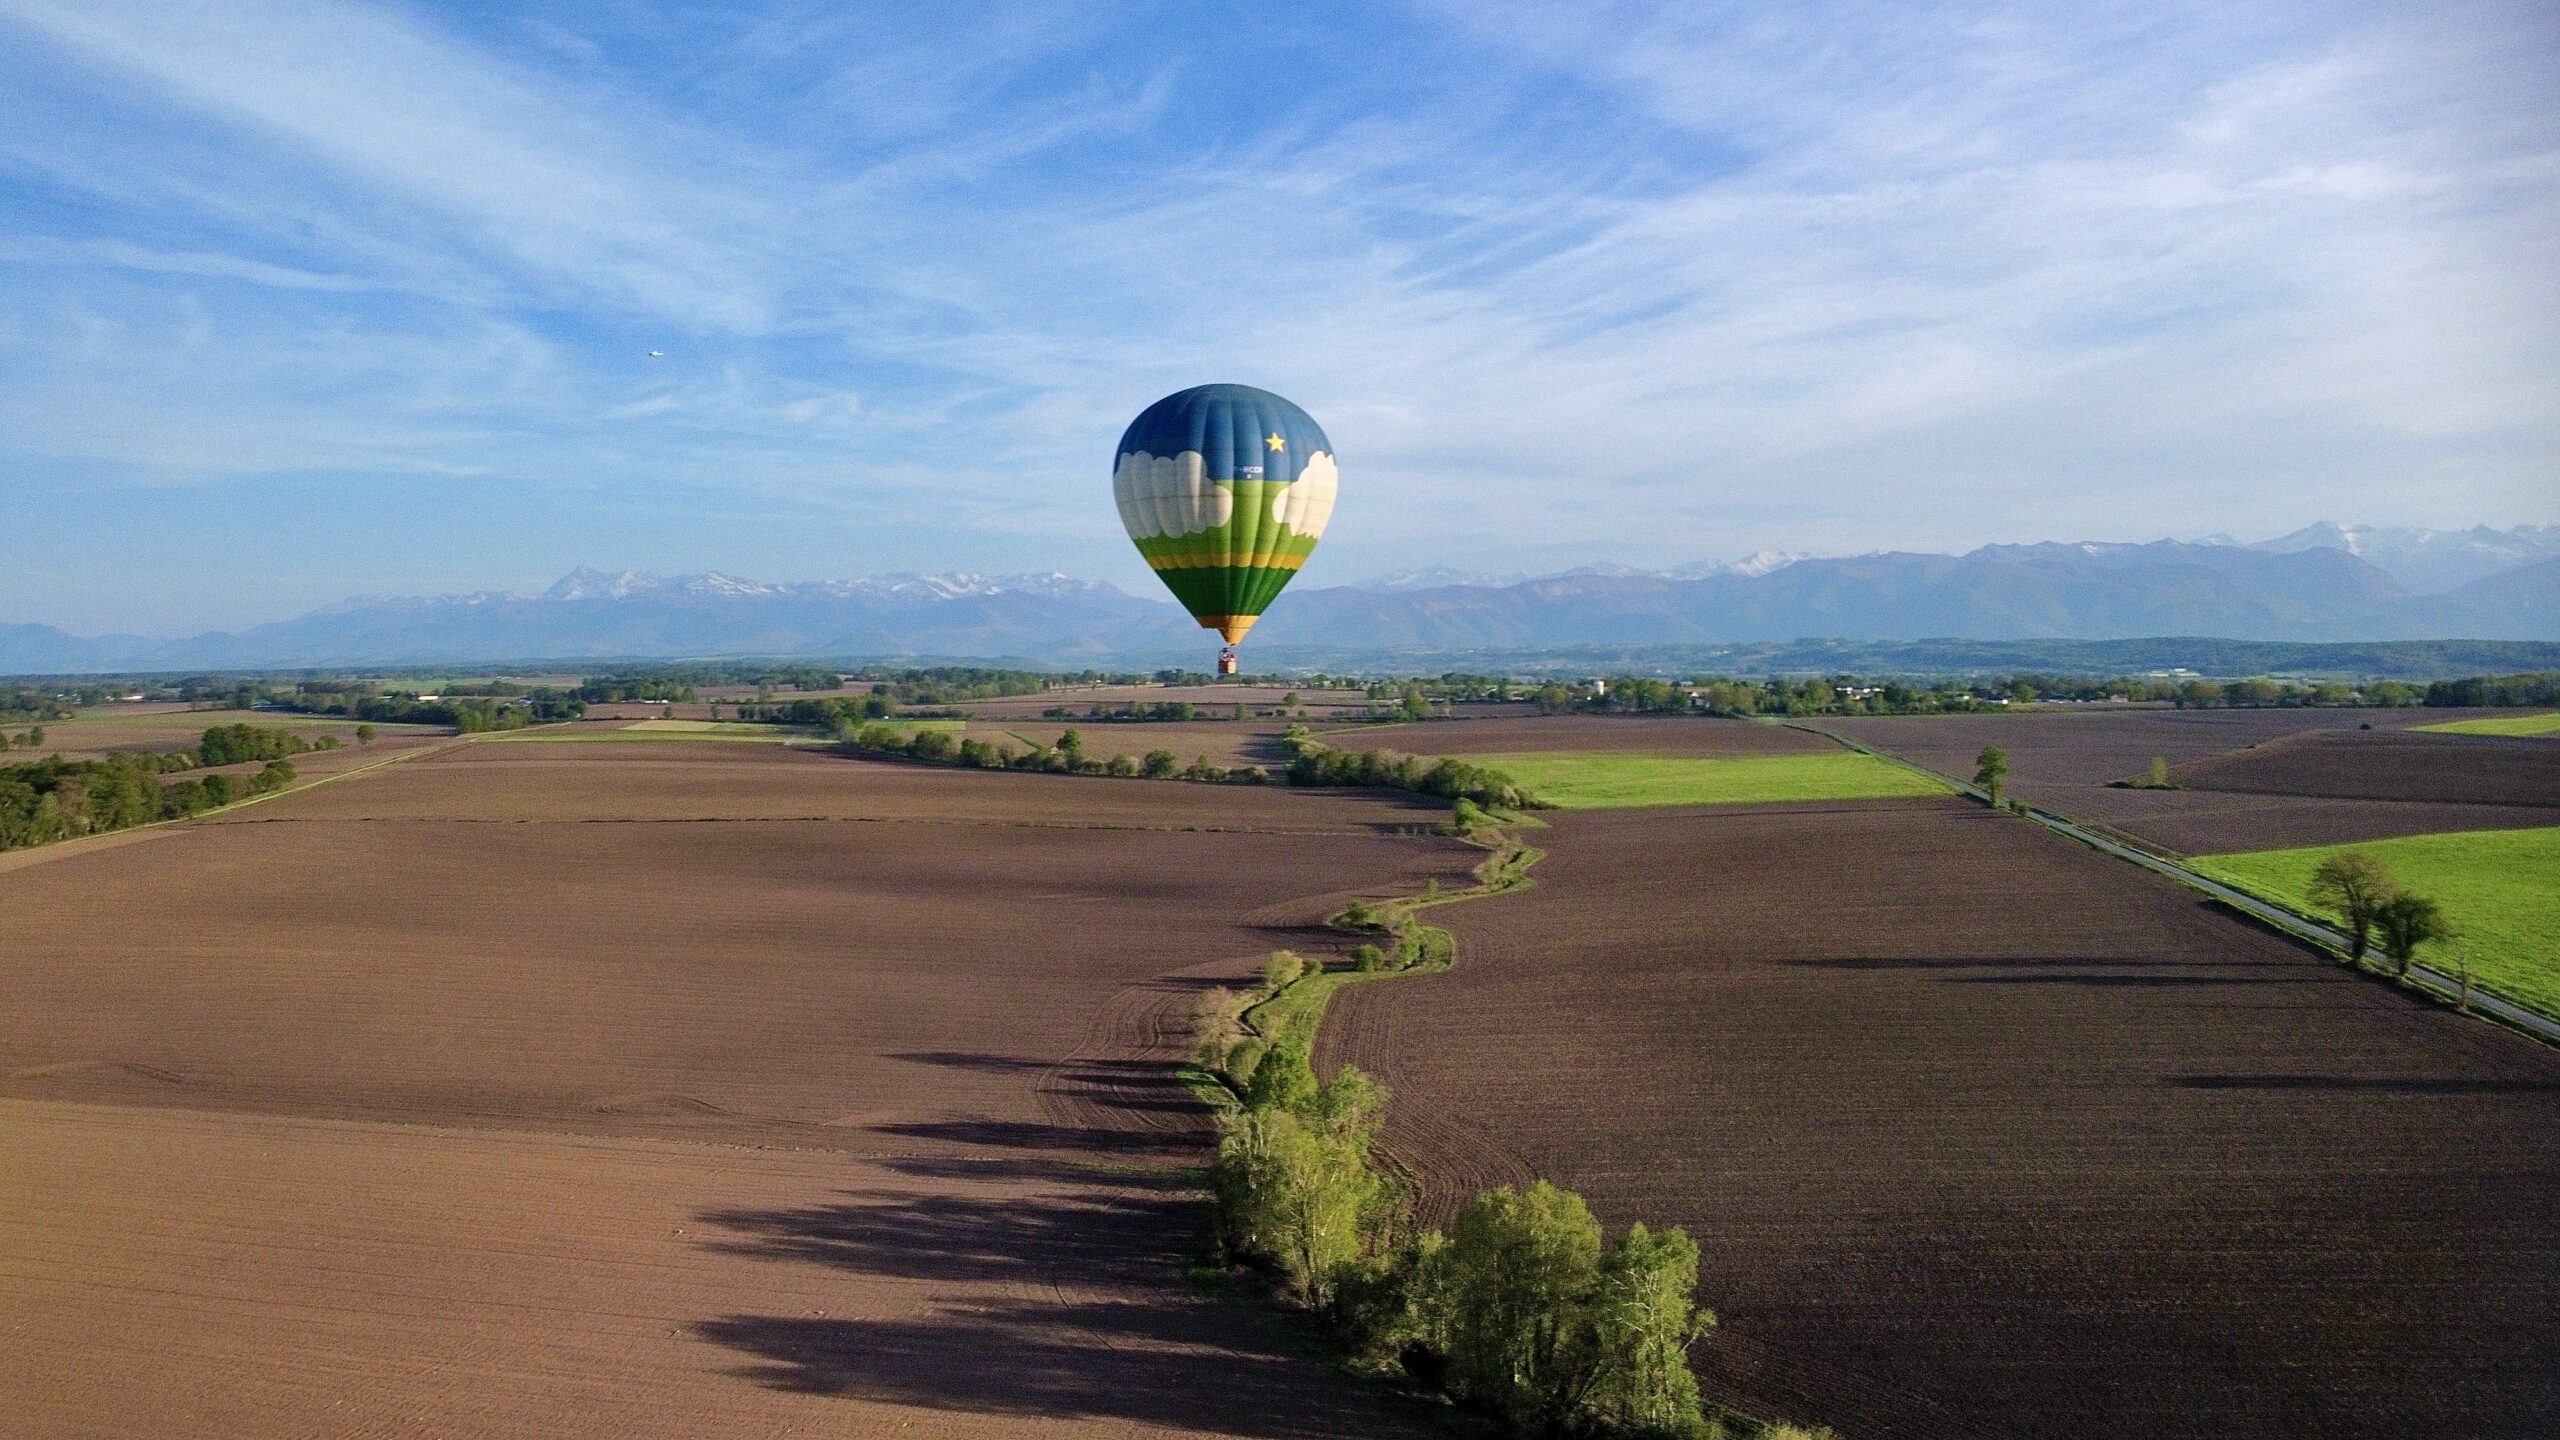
<box><xmin>1114</xmin><ymin>384</ymin><xmax>1338</xmax><ymax>675</ymax></box>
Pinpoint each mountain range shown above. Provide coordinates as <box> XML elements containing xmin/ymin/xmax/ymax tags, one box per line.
<box><xmin>5</xmin><ymin>525</ymin><xmax>2553</xmax><ymax>675</ymax></box>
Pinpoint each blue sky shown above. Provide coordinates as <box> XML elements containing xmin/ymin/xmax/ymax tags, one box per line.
<box><xmin>3</xmin><ymin>0</ymin><xmax>2555</xmax><ymax>635</ymax></box>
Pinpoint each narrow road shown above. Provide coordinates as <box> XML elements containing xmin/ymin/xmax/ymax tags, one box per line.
<box><xmin>1794</xmin><ymin>722</ymin><xmax>2560</xmax><ymax>1046</ymax></box>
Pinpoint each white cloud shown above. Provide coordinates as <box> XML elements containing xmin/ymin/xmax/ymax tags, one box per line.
<box><xmin>0</xmin><ymin>0</ymin><xmax>2550</xmax><ymax>606</ymax></box>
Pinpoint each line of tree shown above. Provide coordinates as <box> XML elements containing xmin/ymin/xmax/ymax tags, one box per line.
<box><xmin>1</xmin><ymin>687</ymin><xmax>76</xmax><ymax>722</ymax></box>
<box><xmin>836</xmin><ymin>720</ymin><xmax>1268</xmax><ymax>784</ymax></box>
<box><xmin>1041</xmin><ymin>700</ymin><xmax>1207</xmax><ymax>721</ymax></box>
<box><xmin>1279</xmin><ymin>726</ymin><xmax>1539</xmax><ymax>810</ymax></box>
<box><xmin>1</xmin><ymin>750</ymin><xmax>298</xmax><ymax>851</ymax></box>
<box><xmin>2423</xmin><ymin>672</ymin><xmax>2560</xmax><ymax>708</ymax></box>
<box><xmin>1196</xmin><ymin>954</ymin><xmax>1752</xmax><ymax>1439</ymax></box>
<box><xmin>263</xmin><ymin>686</ymin><xmax>580</xmax><ymax>730</ymax></box>
<box><xmin>1535</xmin><ymin>672</ymin><xmax>2464</xmax><ymax>718</ymax></box>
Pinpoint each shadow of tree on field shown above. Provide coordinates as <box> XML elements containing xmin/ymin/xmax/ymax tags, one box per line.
<box><xmin>696</xmin><ymin>1181</ymin><xmax>1189</xmax><ymax>1285</ymax></box>
<box><xmin>689</xmin><ymin>1175</ymin><xmax>1416</xmax><ymax>1437</ymax></box>
<box><xmin>2171</xmin><ymin>1074</ymin><xmax>2560</xmax><ymax>1095</ymax></box>
<box><xmin>867</xmin><ymin>1118</ymin><xmax>1192</xmax><ymax>1156</ymax></box>
<box><xmin>691</xmin><ymin>1305</ymin><xmax>1406</xmax><ymax>1438</ymax></box>
<box><xmin>1792</xmin><ymin>954</ymin><xmax>2306</xmax><ymax>973</ymax></box>
<box><xmin>886</xmin><ymin>1050</ymin><xmax>1052</xmax><ymax>1073</ymax></box>
<box><xmin>1945</xmin><ymin>972</ymin><xmax>2323</xmax><ymax>988</ymax></box>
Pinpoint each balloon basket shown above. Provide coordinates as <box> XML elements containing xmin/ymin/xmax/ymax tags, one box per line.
<box><xmin>1218</xmin><ymin>647</ymin><xmax>1239</xmax><ymax>677</ymax></box>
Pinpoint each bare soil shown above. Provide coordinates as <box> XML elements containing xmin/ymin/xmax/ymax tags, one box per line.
<box><xmin>0</xmin><ymin>740</ymin><xmax>1464</xmax><ymax>1437</ymax></box>
<box><xmin>212</xmin><ymin>739</ymin><xmax>1449</xmax><ymax>830</ymax></box>
<box><xmin>0</xmin><ymin>1101</ymin><xmax>1413</xmax><ymax>1440</ymax></box>
<box><xmin>2017</xmin><ymin>785</ymin><xmax>2554</xmax><ymax>854</ymax></box>
<box><xmin>986</xmin><ymin>722</ymin><xmax>1291</xmax><ymax>769</ymax></box>
<box><xmin>2171</xmin><ymin>728</ymin><xmax>2560</xmax><ymax>807</ymax></box>
<box><xmin>949</xmin><ymin>684</ymin><xmax>1371</xmax><ymax>719</ymax></box>
<box><xmin>22</xmin><ymin>703</ymin><xmax>446</xmax><ymax>762</ymax></box>
<box><xmin>1826</xmin><ymin>708</ymin><xmax>2557</xmax><ymax>853</ymax></box>
<box><xmin>1319</xmin><ymin>799</ymin><xmax>2560</xmax><ymax>1440</ymax></box>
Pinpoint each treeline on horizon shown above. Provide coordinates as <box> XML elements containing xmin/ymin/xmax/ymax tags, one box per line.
<box><xmin>1</xmin><ymin>724</ymin><xmax>326</xmax><ymax>851</ymax></box>
<box><xmin>1528</xmin><ymin>670</ymin><xmax>2560</xmax><ymax>717</ymax></box>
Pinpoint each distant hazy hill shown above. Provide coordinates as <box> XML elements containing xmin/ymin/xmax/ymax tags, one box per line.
<box><xmin>5</xmin><ymin>570</ymin><xmax>1183</xmax><ymax>674</ymax></box>
<box><xmin>4</xmin><ymin>533</ymin><xmax>2553</xmax><ymax>676</ymax></box>
<box><xmin>1247</xmin><ymin>541</ymin><xmax>2536</xmax><ymax>649</ymax></box>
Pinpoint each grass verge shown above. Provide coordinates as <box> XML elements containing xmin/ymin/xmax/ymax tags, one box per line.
<box><xmin>2187</xmin><ymin>826</ymin><xmax>2560</xmax><ymax>1017</ymax></box>
<box><xmin>1463</xmin><ymin>750</ymin><xmax>1953</xmax><ymax>809</ymax></box>
<box><xmin>2415</xmin><ymin>712</ymin><xmax>2560</xmax><ymax>738</ymax></box>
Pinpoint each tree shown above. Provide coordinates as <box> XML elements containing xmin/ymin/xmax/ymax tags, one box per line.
<box><xmin>1973</xmin><ymin>745</ymin><xmax>2009</xmax><ymax>807</ymax></box>
<box><xmin>1056</xmin><ymin>728</ymin><xmax>1084</xmax><ymax>761</ymax></box>
<box><xmin>1419</xmin><ymin>1181</ymin><xmax>1714</xmax><ymax>1436</ymax></box>
<box><xmin>1212</xmin><ymin>1063</ymin><xmax>1395</xmax><ymax>1308</ymax></box>
<box><xmin>2144</xmin><ymin>755</ymin><xmax>2170</xmax><ymax>788</ymax></box>
<box><xmin>2371</xmin><ymin>894</ymin><xmax>2454</xmax><ymax>977</ymax></box>
<box><xmin>2308</xmin><ymin>852</ymin><xmax>2398</xmax><ymax>961</ymax></box>
<box><xmin>1281</xmin><ymin>691</ymin><xmax>1301</xmax><ymax>711</ymax></box>
<box><xmin>355</xmin><ymin>724</ymin><xmax>377</xmax><ymax>747</ymax></box>
<box><xmin>1140</xmin><ymin>749</ymin><xmax>1180</xmax><ymax>779</ymax></box>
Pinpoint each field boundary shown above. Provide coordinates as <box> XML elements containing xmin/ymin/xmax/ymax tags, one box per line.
<box><xmin>1204</xmin><ymin>816</ymin><xmax>1546</xmax><ymax>1111</ymax></box>
<box><xmin>1792</xmin><ymin>721</ymin><xmax>2560</xmax><ymax>1045</ymax></box>
<box><xmin>0</xmin><ymin>735</ymin><xmax>465</xmax><ymax>873</ymax></box>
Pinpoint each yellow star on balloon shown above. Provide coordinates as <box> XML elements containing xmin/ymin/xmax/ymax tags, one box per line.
<box><xmin>1265</xmin><ymin>432</ymin><xmax>1286</xmax><ymax>452</ymax></box>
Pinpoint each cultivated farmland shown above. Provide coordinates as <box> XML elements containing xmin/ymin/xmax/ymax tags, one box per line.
<box><xmin>949</xmin><ymin>683</ymin><xmax>1370</xmax><ymax>720</ymax></box>
<box><xmin>2170</xmin><ymin>728</ymin><xmax>2560</xmax><ymax>807</ymax></box>
<box><xmin>988</xmin><ymin>721</ymin><xmax>1291</xmax><ymax>769</ymax></box>
<box><xmin>1828</xmin><ymin>708</ymin><xmax>2560</xmax><ymax>853</ymax></box>
<box><xmin>0</xmin><ymin>740</ymin><xmax>1469</xmax><ymax>1438</ymax></box>
<box><xmin>17</xmin><ymin>702</ymin><xmax>445</xmax><ymax>762</ymax></box>
<box><xmin>1318</xmin><ymin>798</ymin><xmax>2560</xmax><ymax>1440</ymax></box>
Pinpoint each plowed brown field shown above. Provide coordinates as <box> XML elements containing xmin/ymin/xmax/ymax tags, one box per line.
<box><xmin>1827</xmin><ymin>708</ymin><xmax>2557</xmax><ymax>852</ymax></box>
<box><xmin>2172</xmin><ymin>727</ymin><xmax>2560</xmax><ymax>806</ymax></box>
<box><xmin>0</xmin><ymin>740</ymin><xmax>1467</xmax><ymax>1438</ymax></box>
<box><xmin>988</xmin><ymin>722</ymin><xmax>1290</xmax><ymax>769</ymax></box>
<box><xmin>27</xmin><ymin>703</ymin><xmax>446</xmax><ymax>762</ymax></box>
<box><xmin>950</xmin><ymin>684</ymin><xmax>1370</xmax><ymax>719</ymax></box>
<box><xmin>1319</xmin><ymin>799</ymin><xmax>2560</xmax><ymax>1440</ymax></box>
<box><xmin>211</xmin><ymin>738</ymin><xmax>1448</xmax><ymax>829</ymax></box>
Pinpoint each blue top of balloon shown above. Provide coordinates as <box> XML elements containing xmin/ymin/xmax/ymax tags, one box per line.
<box><xmin>1117</xmin><ymin>384</ymin><xmax>1331</xmax><ymax>484</ymax></box>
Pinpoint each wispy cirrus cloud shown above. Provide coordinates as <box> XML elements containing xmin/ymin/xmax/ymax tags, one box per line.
<box><xmin>0</xmin><ymin>0</ymin><xmax>2552</xmax><ymax>632</ymax></box>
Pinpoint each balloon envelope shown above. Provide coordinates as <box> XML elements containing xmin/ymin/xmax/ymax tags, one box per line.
<box><xmin>1113</xmin><ymin>383</ymin><xmax>1337</xmax><ymax>644</ymax></box>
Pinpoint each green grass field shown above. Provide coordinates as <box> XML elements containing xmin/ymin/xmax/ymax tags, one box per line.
<box><xmin>2188</xmin><ymin>827</ymin><xmax>2560</xmax><ymax>1016</ymax></box>
<box><xmin>1472</xmin><ymin>750</ymin><xmax>1955</xmax><ymax>809</ymax></box>
<box><xmin>2415</xmin><ymin>711</ymin><xmax>2560</xmax><ymax>738</ymax></box>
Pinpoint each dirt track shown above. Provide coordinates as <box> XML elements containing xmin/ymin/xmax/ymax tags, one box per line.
<box><xmin>1319</xmin><ymin>799</ymin><xmax>2560</xmax><ymax>1440</ymax></box>
<box><xmin>0</xmin><ymin>741</ymin><xmax>1463</xmax><ymax>1437</ymax></box>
